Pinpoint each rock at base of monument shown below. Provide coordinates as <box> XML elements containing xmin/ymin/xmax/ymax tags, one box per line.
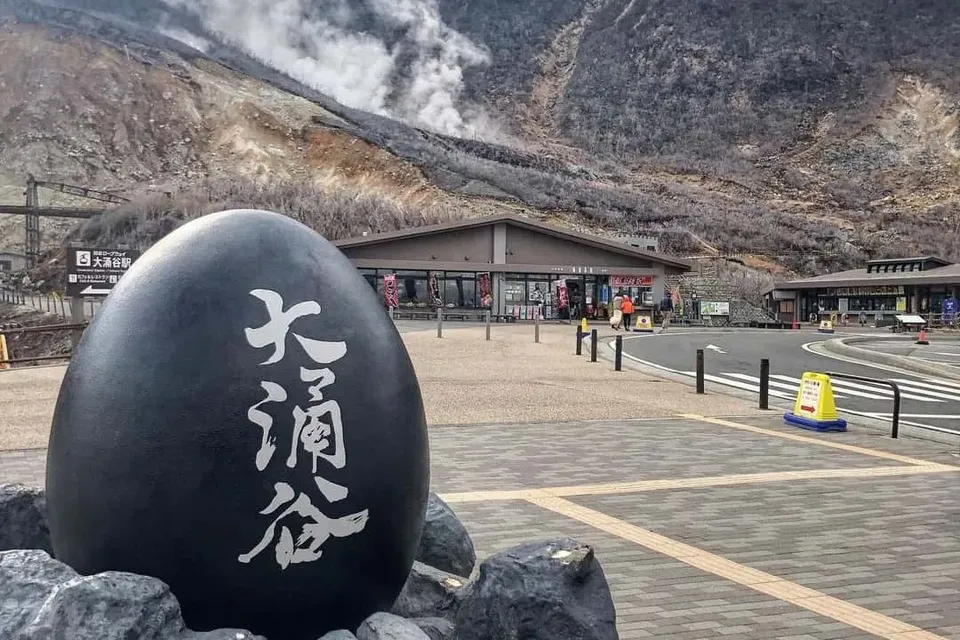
<box><xmin>416</xmin><ymin>493</ymin><xmax>476</xmax><ymax>578</ymax></box>
<box><xmin>356</xmin><ymin>612</ymin><xmax>431</xmax><ymax>640</ymax></box>
<box><xmin>455</xmin><ymin>538</ymin><xmax>619</xmax><ymax>640</ymax></box>
<box><xmin>0</xmin><ymin>550</ymin><xmax>264</xmax><ymax>640</ymax></box>
<box><xmin>391</xmin><ymin>561</ymin><xmax>467</xmax><ymax>620</ymax></box>
<box><xmin>317</xmin><ymin>631</ymin><xmax>358</xmax><ymax>640</ymax></box>
<box><xmin>408</xmin><ymin>617</ymin><xmax>454</xmax><ymax>640</ymax></box>
<box><xmin>0</xmin><ymin>484</ymin><xmax>52</xmax><ymax>554</ymax></box>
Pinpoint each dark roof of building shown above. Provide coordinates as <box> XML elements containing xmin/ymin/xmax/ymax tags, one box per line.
<box><xmin>775</xmin><ymin>261</ymin><xmax>960</xmax><ymax>290</ymax></box>
<box><xmin>865</xmin><ymin>256</ymin><xmax>950</xmax><ymax>267</ymax></box>
<box><xmin>333</xmin><ymin>214</ymin><xmax>693</xmax><ymax>270</ymax></box>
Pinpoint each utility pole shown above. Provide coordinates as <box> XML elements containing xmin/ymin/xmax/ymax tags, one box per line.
<box><xmin>24</xmin><ymin>175</ymin><xmax>40</xmax><ymax>268</ymax></box>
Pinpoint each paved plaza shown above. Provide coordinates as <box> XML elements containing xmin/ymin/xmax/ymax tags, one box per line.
<box><xmin>2</xmin><ymin>324</ymin><xmax>960</xmax><ymax>638</ymax></box>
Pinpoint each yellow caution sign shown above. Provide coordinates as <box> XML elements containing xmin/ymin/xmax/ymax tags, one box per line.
<box><xmin>783</xmin><ymin>372</ymin><xmax>846</xmax><ymax>432</ymax></box>
<box><xmin>634</xmin><ymin>314</ymin><xmax>654</xmax><ymax>332</ymax></box>
<box><xmin>580</xmin><ymin>317</ymin><xmax>588</xmax><ymax>333</ymax></box>
<box><xmin>817</xmin><ymin>320</ymin><xmax>834</xmax><ymax>334</ymax></box>
<box><xmin>0</xmin><ymin>333</ymin><xmax>9</xmax><ymax>370</ymax></box>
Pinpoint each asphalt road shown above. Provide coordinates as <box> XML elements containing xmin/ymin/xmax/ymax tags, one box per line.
<box><xmin>854</xmin><ymin>337</ymin><xmax>960</xmax><ymax>370</ymax></box>
<box><xmin>618</xmin><ymin>328</ymin><xmax>960</xmax><ymax>436</ymax></box>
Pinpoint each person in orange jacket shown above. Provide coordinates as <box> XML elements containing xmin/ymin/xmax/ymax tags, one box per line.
<box><xmin>621</xmin><ymin>295</ymin><xmax>635</xmax><ymax>332</ymax></box>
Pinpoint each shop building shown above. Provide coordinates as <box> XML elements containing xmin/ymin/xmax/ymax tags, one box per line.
<box><xmin>333</xmin><ymin>214</ymin><xmax>692</xmax><ymax>320</ymax></box>
<box><xmin>767</xmin><ymin>256</ymin><xmax>960</xmax><ymax>325</ymax></box>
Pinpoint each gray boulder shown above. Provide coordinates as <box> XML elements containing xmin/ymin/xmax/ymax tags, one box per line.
<box><xmin>0</xmin><ymin>484</ymin><xmax>52</xmax><ymax>553</ymax></box>
<box><xmin>0</xmin><ymin>549</ymin><xmax>264</xmax><ymax>640</ymax></box>
<box><xmin>318</xmin><ymin>631</ymin><xmax>358</xmax><ymax>640</ymax></box>
<box><xmin>416</xmin><ymin>493</ymin><xmax>476</xmax><ymax>578</ymax></box>
<box><xmin>408</xmin><ymin>617</ymin><xmax>454</xmax><ymax>640</ymax></box>
<box><xmin>356</xmin><ymin>612</ymin><xmax>430</xmax><ymax>640</ymax></box>
<box><xmin>0</xmin><ymin>548</ymin><xmax>76</xmax><ymax>632</ymax></box>
<box><xmin>390</xmin><ymin>561</ymin><xmax>467</xmax><ymax>620</ymax></box>
<box><xmin>455</xmin><ymin>538</ymin><xmax>619</xmax><ymax>640</ymax></box>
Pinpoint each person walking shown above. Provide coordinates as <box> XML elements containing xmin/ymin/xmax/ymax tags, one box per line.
<box><xmin>621</xmin><ymin>295</ymin><xmax>635</xmax><ymax>332</ymax></box>
<box><xmin>858</xmin><ymin>310</ymin><xmax>866</xmax><ymax>327</ymax></box>
<box><xmin>658</xmin><ymin>291</ymin><xmax>674</xmax><ymax>333</ymax></box>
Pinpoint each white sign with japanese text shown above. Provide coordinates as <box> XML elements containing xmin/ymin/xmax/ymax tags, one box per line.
<box><xmin>238</xmin><ymin>289</ymin><xmax>368</xmax><ymax>571</ymax></box>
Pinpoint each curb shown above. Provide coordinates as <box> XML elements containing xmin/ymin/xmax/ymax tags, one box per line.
<box><xmin>822</xmin><ymin>336</ymin><xmax>960</xmax><ymax>382</ymax></box>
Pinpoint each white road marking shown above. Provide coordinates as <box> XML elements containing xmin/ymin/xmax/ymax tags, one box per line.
<box><xmin>726</xmin><ymin>373</ymin><xmax>848</xmax><ymax>399</ymax></box>
<box><xmin>768</xmin><ymin>374</ymin><xmax>894</xmax><ymax>401</ymax></box>
<box><xmin>865</xmin><ymin>413</ymin><xmax>960</xmax><ymax>419</ymax></box>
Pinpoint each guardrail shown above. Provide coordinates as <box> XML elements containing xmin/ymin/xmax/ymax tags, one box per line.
<box><xmin>0</xmin><ymin>321</ymin><xmax>88</xmax><ymax>367</ymax></box>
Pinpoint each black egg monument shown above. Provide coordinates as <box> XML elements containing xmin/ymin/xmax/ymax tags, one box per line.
<box><xmin>45</xmin><ymin>210</ymin><xmax>431</xmax><ymax>639</ymax></box>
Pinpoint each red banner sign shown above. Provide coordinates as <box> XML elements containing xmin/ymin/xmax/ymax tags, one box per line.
<box><xmin>555</xmin><ymin>280</ymin><xmax>569</xmax><ymax>309</ymax></box>
<box><xmin>611</xmin><ymin>275</ymin><xmax>653</xmax><ymax>287</ymax></box>
<box><xmin>383</xmin><ymin>273</ymin><xmax>398</xmax><ymax>308</ymax></box>
<box><xmin>477</xmin><ymin>272</ymin><xmax>493</xmax><ymax>308</ymax></box>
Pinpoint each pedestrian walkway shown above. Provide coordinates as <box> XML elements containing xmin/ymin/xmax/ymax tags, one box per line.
<box><xmin>4</xmin><ymin>323</ymin><xmax>960</xmax><ymax>638</ymax></box>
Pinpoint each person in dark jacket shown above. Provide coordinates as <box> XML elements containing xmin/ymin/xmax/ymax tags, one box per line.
<box><xmin>659</xmin><ymin>292</ymin><xmax>674</xmax><ymax>333</ymax></box>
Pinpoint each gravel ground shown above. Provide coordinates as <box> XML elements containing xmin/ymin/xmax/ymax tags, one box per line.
<box><xmin>0</xmin><ymin>322</ymin><xmax>762</xmax><ymax>451</ymax></box>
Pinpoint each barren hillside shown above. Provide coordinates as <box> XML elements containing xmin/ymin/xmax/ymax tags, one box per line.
<box><xmin>0</xmin><ymin>0</ymin><xmax>958</xmax><ymax>277</ymax></box>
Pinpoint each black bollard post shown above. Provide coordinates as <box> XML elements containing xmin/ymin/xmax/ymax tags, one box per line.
<box><xmin>575</xmin><ymin>326</ymin><xmax>583</xmax><ymax>355</ymax></box>
<box><xmin>590</xmin><ymin>329</ymin><xmax>598</xmax><ymax>362</ymax></box>
<box><xmin>759</xmin><ymin>358</ymin><xmax>770</xmax><ymax>410</ymax></box>
<box><xmin>696</xmin><ymin>349</ymin><xmax>705</xmax><ymax>394</ymax></box>
<box><xmin>614</xmin><ymin>335</ymin><xmax>623</xmax><ymax>371</ymax></box>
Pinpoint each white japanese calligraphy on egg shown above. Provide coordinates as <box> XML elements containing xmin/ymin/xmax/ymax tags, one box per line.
<box><xmin>238</xmin><ymin>288</ymin><xmax>368</xmax><ymax>571</ymax></box>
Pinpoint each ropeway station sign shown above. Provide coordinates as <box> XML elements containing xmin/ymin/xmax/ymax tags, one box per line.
<box><xmin>66</xmin><ymin>247</ymin><xmax>140</xmax><ymax>296</ymax></box>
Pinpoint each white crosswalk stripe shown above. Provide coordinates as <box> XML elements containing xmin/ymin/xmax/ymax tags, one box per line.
<box><xmin>770</xmin><ymin>374</ymin><xmax>889</xmax><ymax>400</ymax></box>
<box><xmin>726</xmin><ymin>374</ymin><xmax>849</xmax><ymax>399</ymax></box>
<box><xmin>681</xmin><ymin>372</ymin><xmax>796</xmax><ymax>399</ymax></box>
<box><xmin>694</xmin><ymin>372</ymin><xmax>960</xmax><ymax>406</ymax></box>
<box><xmin>772</xmin><ymin>374</ymin><xmax>942</xmax><ymax>402</ymax></box>
<box><xmin>897</xmin><ymin>376</ymin><xmax>960</xmax><ymax>391</ymax></box>
<box><xmin>888</xmin><ymin>378</ymin><xmax>960</xmax><ymax>401</ymax></box>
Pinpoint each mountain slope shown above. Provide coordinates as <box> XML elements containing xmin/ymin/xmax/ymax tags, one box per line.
<box><xmin>0</xmin><ymin>0</ymin><xmax>958</xmax><ymax>276</ymax></box>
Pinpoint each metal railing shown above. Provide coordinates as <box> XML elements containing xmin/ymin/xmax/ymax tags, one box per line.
<box><xmin>824</xmin><ymin>371</ymin><xmax>902</xmax><ymax>439</ymax></box>
<box><xmin>0</xmin><ymin>322</ymin><xmax>88</xmax><ymax>367</ymax></box>
<box><xmin>1</xmin><ymin>287</ymin><xmax>102</xmax><ymax>319</ymax></box>
<box><xmin>696</xmin><ymin>355</ymin><xmax>907</xmax><ymax>439</ymax></box>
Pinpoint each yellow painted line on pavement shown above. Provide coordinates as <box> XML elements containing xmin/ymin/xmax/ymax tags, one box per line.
<box><xmin>679</xmin><ymin>414</ymin><xmax>955</xmax><ymax>468</ymax></box>
<box><xmin>438</xmin><ymin>463</ymin><xmax>957</xmax><ymax>504</ymax></box>
<box><xmin>529</xmin><ymin>495</ymin><xmax>949</xmax><ymax>640</ymax></box>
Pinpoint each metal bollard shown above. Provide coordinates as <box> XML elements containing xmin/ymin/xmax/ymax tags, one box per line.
<box><xmin>485</xmin><ymin>310</ymin><xmax>491</xmax><ymax>341</ymax></box>
<box><xmin>590</xmin><ymin>329</ymin><xmax>598</xmax><ymax>362</ymax></box>
<box><xmin>436</xmin><ymin>307</ymin><xmax>443</xmax><ymax>338</ymax></box>
<box><xmin>534</xmin><ymin>311</ymin><xmax>540</xmax><ymax>343</ymax></box>
<box><xmin>759</xmin><ymin>358</ymin><xmax>770</xmax><ymax>410</ymax></box>
<box><xmin>614</xmin><ymin>335</ymin><xmax>623</xmax><ymax>371</ymax></box>
<box><xmin>69</xmin><ymin>297</ymin><xmax>85</xmax><ymax>351</ymax></box>
<box><xmin>696</xmin><ymin>349</ymin><xmax>705</xmax><ymax>394</ymax></box>
<box><xmin>575</xmin><ymin>327</ymin><xmax>582</xmax><ymax>355</ymax></box>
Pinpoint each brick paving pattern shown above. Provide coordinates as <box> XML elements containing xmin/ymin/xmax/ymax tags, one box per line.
<box><xmin>451</xmin><ymin>500</ymin><xmax>878</xmax><ymax>639</ymax></box>
<box><xmin>427</xmin><ymin>419</ymin><xmax>902</xmax><ymax>493</ymax></box>
<box><xmin>2</xmin><ymin>407</ymin><xmax>958</xmax><ymax>637</ymax></box>
<box><xmin>575</xmin><ymin>473</ymin><xmax>960</xmax><ymax>637</ymax></box>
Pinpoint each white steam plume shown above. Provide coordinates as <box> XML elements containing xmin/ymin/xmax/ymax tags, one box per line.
<box><xmin>159</xmin><ymin>0</ymin><xmax>494</xmax><ymax>138</ymax></box>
